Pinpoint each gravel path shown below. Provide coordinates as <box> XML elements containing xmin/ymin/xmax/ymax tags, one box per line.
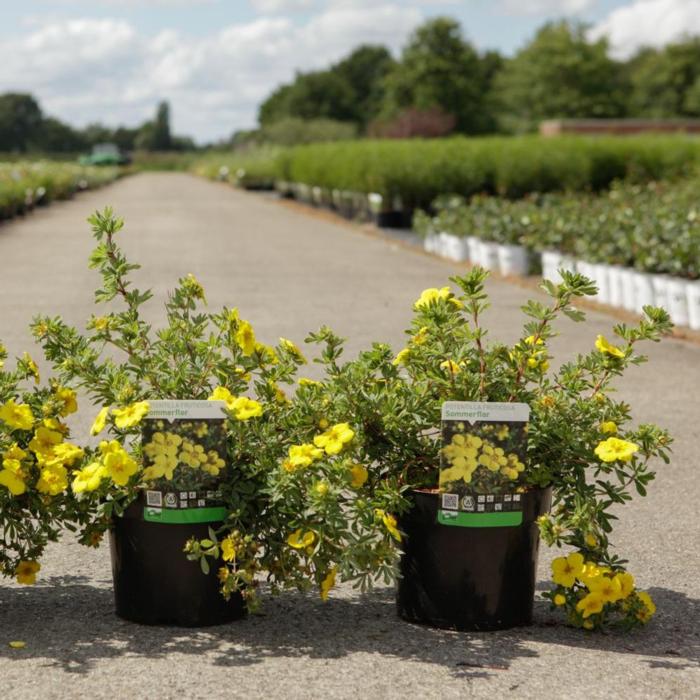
<box><xmin>0</xmin><ymin>173</ymin><xmax>698</xmax><ymax>699</ymax></box>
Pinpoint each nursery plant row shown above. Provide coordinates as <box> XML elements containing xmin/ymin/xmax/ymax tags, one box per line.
<box><xmin>194</xmin><ymin>135</ymin><xmax>700</xmax><ymax>211</ymax></box>
<box><xmin>415</xmin><ymin>181</ymin><xmax>700</xmax><ymax>330</ymax></box>
<box><xmin>0</xmin><ymin>161</ymin><xmax>122</xmax><ymax>221</ymax></box>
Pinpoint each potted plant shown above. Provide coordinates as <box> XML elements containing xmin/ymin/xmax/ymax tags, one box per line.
<box><xmin>30</xmin><ymin>208</ymin><xmax>400</xmax><ymax>624</ymax></box>
<box><xmin>308</xmin><ymin>268</ymin><xmax>672</xmax><ymax>631</ymax></box>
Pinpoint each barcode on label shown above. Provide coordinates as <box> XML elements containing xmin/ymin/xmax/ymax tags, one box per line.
<box><xmin>146</xmin><ymin>490</ymin><xmax>162</xmax><ymax>507</ymax></box>
<box><xmin>441</xmin><ymin>493</ymin><xmax>459</xmax><ymax>510</ymax></box>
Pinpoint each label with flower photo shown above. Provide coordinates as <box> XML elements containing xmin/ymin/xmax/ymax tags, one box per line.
<box><xmin>141</xmin><ymin>400</ymin><xmax>228</xmax><ymax>524</ymax></box>
<box><xmin>437</xmin><ymin>401</ymin><xmax>530</xmax><ymax>528</ymax></box>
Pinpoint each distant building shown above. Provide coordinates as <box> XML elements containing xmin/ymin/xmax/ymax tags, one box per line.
<box><xmin>540</xmin><ymin>119</ymin><xmax>700</xmax><ymax>136</ymax></box>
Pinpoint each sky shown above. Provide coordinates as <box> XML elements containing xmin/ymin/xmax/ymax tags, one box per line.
<box><xmin>1</xmin><ymin>0</ymin><xmax>700</xmax><ymax>143</ymax></box>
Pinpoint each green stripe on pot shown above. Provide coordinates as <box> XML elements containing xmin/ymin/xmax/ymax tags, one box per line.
<box><xmin>143</xmin><ymin>507</ymin><xmax>227</xmax><ymax>524</ymax></box>
<box><xmin>437</xmin><ymin>509</ymin><xmax>523</xmax><ymax>528</ymax></box>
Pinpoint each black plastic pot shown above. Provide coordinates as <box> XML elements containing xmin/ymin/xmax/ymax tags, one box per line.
<box><xmin>397</xmin><ymin>487</ymin><xmax>552</xmax><ymax>631</ymax></box>
<box><xmin>109</xmin><ymin>495</ymin><xmax>246</xmax><ymax>627</ymax></box>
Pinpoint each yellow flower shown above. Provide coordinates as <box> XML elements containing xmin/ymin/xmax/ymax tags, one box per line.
<box><xmin>314</xmin><ymin>481</ymin><xmax>329</xmax><ymax>497</ymax></box>
<box><xmin>594</xmin><ymin>437</ymin><xmax>639</xmax><ymax>463</ymax></box>
<box><xmin>72</xmin><ymin>462</ymin><xmax>107</xmax><ymax>494</ymax></box>
<box><xmin>288</xmin><ymin>443</ymin><xmax>323</xmax><ymax>468</ymax></box>
<box><xmin>414</xmin><ymin>286</ymin><xmax>457</xmax><ymax>309</ymax></box>
<box><xmin>440</xmin><ymin>359</ymin><xmax>461</xmax><ymax>375</ymax></box>
<box><xmin>287</xmin><ymin>529</ymin><xmax>315</xmax><ymax>549</ymax></box>
<box><xmin>103</xmin><ymin>447</ymin><xmax>139</xmax><ymax>486</ymax></box>
<box><xmin>595</xmin><ymin>335</ymin><xmax>625</xmax><ymax>358</ymax></box>
<box><xmin>0</xmin><ymin>468</ymin><xmax>26</xmax><ymax>495</ymax></box>
<box><xmin>576</xmin><ymin>592</ymin><xmax>605</xmax><ymax>618</ymax></box>
<box><xmin>614</xmin><ymin>571</ymin><xmax>635</xmax><ymax>599</ymax></box>
<box><xmin>585</xmin><ymin>533</ymin><xmax>598</xmax><ymax>548</ymax></box>
<box><xmin>412</xmin><ymin>326</ymin><xmax>429</xmax><ymax>345</ymax></box>
<box><xmin>313</xmin><ymin>422</ymin><xmax>354</xmax><ymax>455</ymax></box>
<box><xmin>280</xmin><ymin>337</ymin><xmax>307</xmax><ymax>363</ymax></box>
<box><xmin>349</xmin><ymin>464</ymin><xmax>368</xmax><ymax>488</ymax></box>
<box><xmin>376</xmin><ymin>509</ymin><xmax>401</xmax><ymax>542</ymax></box>
<box><xmin>90</xmin><ymin>407</ymin><xmax>110</xmax><ymax>436</ymax></box>
<box><xmin>54</xmin><ymin>387</ymin><xmax>78</xmax><ymax>416</ymax></box>
<box><xmin>182</xmin><ymin>273</ymin><xmax>206</xmax><ymax>302</ymax></box>
<box><xmin>44</xmin><ymin>442</ymin><xmax>83</xmax><ymax>468</ymax></box>
<box><xmin>600</xmin><ymin>421</ymin><xmax>617</xmax><ymax>434</ymax></box>
<box><xmin>90</xmin><ymin>316</ymin><xmax>110</xmax><ymax>331</ymax></box>
<box><xmin>553</xmin><ymin>594</ymin><xmax>567</xmax><ymax>606</ymax></box>
<box><xmin>221</xmin><ymin>536</ymin><xmax>237</xmax><ymax>562</ymax></box>
<box><xmin>320</xmin><ymin>566</ymin><xmax>337</xmax><ymax>601</ymax></box>
<box><xmin>298</xmin><ymin>378</ymin><xmax>322</xmax><ymax>388</ymax></box>
<box><xmin>255</xmin><ymin>342</ymin><xmax>279</xmax><ymax>365</ymax></box>
<box><xmin>22</xmin><ymin>353</ymin><xmax>40</xmax><ymax>383</ymax></box>
<box><xmin>29</xmin><ymin>426</ymin><xmax>63</xmax><ymax>457</ymax></box>
<box><xmin>551</xmin><ymin>551</ymin><xmax>585</xmax><ymax>588</ymax></box>
<box><xmin>392</xmin><ymin>348</ymin><xmax>411</xmax><ymax>366</ymax></box>
<box><xmin>230</xmin><ymin>396</ymin><xmax>263</xmax><ymax>421</ymax></box>
<box><xmin>208</xmin><ymin>386</ymin><xmax>236</xmax><ymax>410</ymax></box>
<box><xmin>582</xmin><ymin>620</ymin><xmax>594</xmax><ymax>630</ymax></box>
<box><xmin>235</xmin><ymin>320</ymin><xmax>256</xmax><ymax>356</ymax></box>
<box><xmin>15</xmin><ymin>560</ymin><xmax>40</xmax><ymax>585</ymax></box>
<box><xmin>9</xmin><ymin>641</ymin><xmax>26</xmax><ymax>649</ymax></box>
<box><xmin>0</xmin><ymin>400</ymin><xmax>35</xmax><ymax>431</ymax></box>
<box><xmin>587</xmin><ymin>575</ymin><xmax>623</xmax><ymax>604</ymax></box>
<box><xmin>36</xmin><ymin>465</ymin><xmax>68</xmax><ymax>495</ymax></box>
<box><xmin>635</xmin><ymin>591</ymin><xmax>656</xmax><ymax>622</ymax></box>
<box><xmin>112</xmin><ymin>401</ymin><xmax>149</xmax><ymax>429</ymax></box>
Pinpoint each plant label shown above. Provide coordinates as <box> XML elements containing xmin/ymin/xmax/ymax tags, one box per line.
<box><xmin>437</xmin><ymin>401</ymin><xmax>529</xmax><ymax>528</ymax></box>
<box><xmin>141</xmin><ymin>400</ymin><xmax>228</xmax><ymax>524</ymax></box>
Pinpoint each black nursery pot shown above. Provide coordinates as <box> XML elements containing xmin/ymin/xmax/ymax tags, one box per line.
<box><xmin>109</xmin><ymin>494</ymin><xmax>246</xmax><ymax>627</ymax></box>
<box><xmin>397</xmin><ymin>487</ymin><xmax>552</xmax><ymax>632</ymax></box>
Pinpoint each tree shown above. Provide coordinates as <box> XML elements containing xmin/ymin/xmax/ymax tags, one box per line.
<box><xmin>626</xmin><ymin>39</ymin><xmax>700</xmax><ymax>117</ymax></box>
<box><xmin>333</xmin><ymin>45</ymin><xmax>395</xmax><ymax>127</ymax></box>
<box><xmin>258</xmin><ymin>70</ymin><xmax>356</xmax><ymax>126</ymax></box>
<box><xmin>134</xmin><ymin>101</ymin><xmax>173</xmax><ymax>150</ymax></box>
<box><xmin>151</xmin><ymin>101</ymin><xmax>172</xmax><ymax>150</ymax></box>
<box><xmin>0</xmin><ymin>93</ymin><xmax>43</xmax><ymax>152</ymax></box>
<box><xmin>494</xmin><ymin>21</ymin><xmax>626</xmax><ymax>132</ymax></box>
<box><xmin>379</xmin><ymin>18</ymin><xmax>492</xmax><ymax>134</ymax></box>
<box><xmin>35</xmin><ymin>117</ymin><xmax>86</xmax><ymax>153</ymax></box>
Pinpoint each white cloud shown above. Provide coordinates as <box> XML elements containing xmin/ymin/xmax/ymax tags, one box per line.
<box><xmin>591</xmin><ymin>0</ymin><xmax>700</xmax><ymax>59</ymax></box>
<box><xmin>0</xmin><ymin>5</ymin><xmax>422</xmax><ymax>142</ymax></box>
<box><xmin>499</xmin><ymin>0</ymin><xmax>595</xmax><ymax>15</ymax></box>
<box><xmin>250</xmin><ymin>0</ymin><xmax>315</xmax><ymax>12</ymax></box>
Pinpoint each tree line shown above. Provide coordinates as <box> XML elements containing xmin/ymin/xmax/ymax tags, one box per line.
<box><xmin>0</xmin><ymin>98</ymin><xmax>194</xmax><ymax>154</ymax></box>
<box><xmin>249</xmin><ymin>17</ymin><xmax>700</xmax><ymax>143</ymax></box>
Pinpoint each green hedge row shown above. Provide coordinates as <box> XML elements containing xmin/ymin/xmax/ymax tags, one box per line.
<box><xmin>194</xmin><ymin>135</ymin><xmax>700</xmax><ymax>209</ymax></box>
<box><xmin>0</xmin><ymin>162</ymin><xmax>121</xmax><ymax>221</ymax></box>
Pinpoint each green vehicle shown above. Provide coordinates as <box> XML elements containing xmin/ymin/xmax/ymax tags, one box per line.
<box><xmin>79</xmin><ymin>143</ymin><xmax>130</xmax><ymax>166</ymax></box>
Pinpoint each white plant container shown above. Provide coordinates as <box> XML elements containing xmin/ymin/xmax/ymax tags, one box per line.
<box><xmin>651</xmin><ymin>274</ymin><xmax>671</xmax><ymax>312</ymax></box>
<box><xmin>685</xmin><ymin>281</ymin><xmax>700</xmax><ymax>330</ymax></box>
<box><xmin>608</xmin><ymin>266</ymin><xmax>624</xmax><ymax>308</ymax></box>
<box><xmin>478</xmin><ymin>240</ymin><xmax>500</xmax><ymax>271</ymax></box>
<box><xmin>541</xmin><ymin>250</ymin><xmax>562</xmax><ymax>281</ymax></box>
<box><xmin>542</xmin><ymin>250</ymin><xmax>574</xmax><ymax>283</ymax></box>
<box><xmin>593</xmin><ymin>264</ymin><xmax>611</xmax><ymax>305</ymax></box>
<box><xmin>437</xmin><ymin>232</ymin><xmax>452</xmax><ymax>257</ymax></box>
<box><xmin>467</xmin><ymin>237</ymin><xmax>482</xmax><ymax>266</ymax></box>
<box><xmin>632</xmin><ymin>271</ymin><xmax>655</xmax><ymax>313</ymax></box>
<box><xmin>619</xmin><ymin>268</ymin><xmax>637</xmax><ymax>312</ymax></box>
<box><xmin>442</xmin><ymin>233</ymin><xmax>470</xmax><ymax>262</ymax></box>
<box><xmin>497</xmin><ymin>244</ymin><xmax>529</xmax><ymax>277</ymax></box>
<box><xmin>667</xmin><ymin>278</ymin><xmax>690</xmax><ymax>327</ymax></box>
<box><xmin>423</xmin><ymin>232</ymin><xmax>436</xmax><ymax>254</ymax></box>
